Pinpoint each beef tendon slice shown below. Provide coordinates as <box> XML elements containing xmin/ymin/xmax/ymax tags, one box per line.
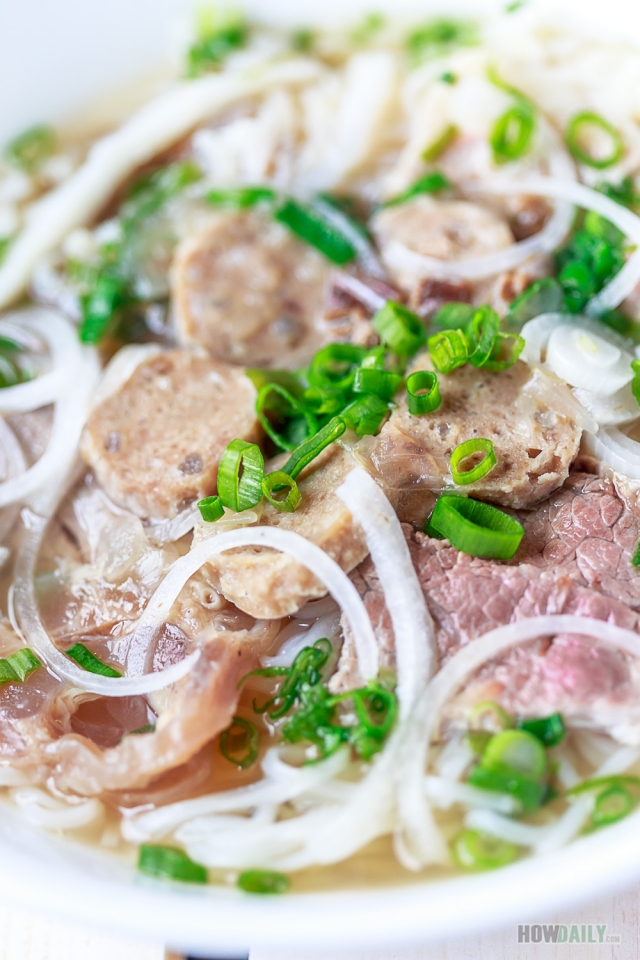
<box><xmin>370</xmin><ymin>355</ymin><xmax>582</xmax><ymax>518</ymax></box>
<box><xmin>172</xmin><ymin>210</ymin><xmax>330</xmax><ymax>368</ymax></box>
<box><xmin>80</xmin><ymin>349</ymin><xmax>260</xmax><ymax>520</ymax></box>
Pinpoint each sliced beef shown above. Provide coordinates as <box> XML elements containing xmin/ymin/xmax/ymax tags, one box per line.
<box><xmin>173</xmin><ymin>210</ymin><xmax>329</xmax><ymax>368</ymax></box>
<box><xmin>334</xmin><ymin>473</ymin><xmax>640</xmax><ymax>730</ymax></box>
<box><xmin>80</xmin><ymin>349</ymin><xmax>259</xmax><ymax>520</ymax></box>
<box><xmin>370</xmin><ymin>356</ymin><xmax>582</xmax><ymax>519</ymax></box>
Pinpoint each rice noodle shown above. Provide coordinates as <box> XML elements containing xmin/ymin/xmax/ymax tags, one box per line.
<box><xmin>10</xmin><ymin>787</ymin><xmax>103</xmax><ymax>830</ymax></box>
<box><xmin>0</xmin><ymin>59</ymin><xmax>322</xmax><ymax>309</ymax></box>
<box><xmin>425</xmin><ymin>776</ymin><xmax>518</xmax><ymax>814</ymax></box>
<box><xmin>332</xmin><ymin>273</ymin><xmax>387</xmax><ymax>313</ymax></box>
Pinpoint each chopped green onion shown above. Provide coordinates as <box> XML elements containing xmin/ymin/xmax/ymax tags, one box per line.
<box><xmin>0</xmin><ymin>354</ymin><xmax>27</xmax><ymax>389</ymax></box>
<box><xmin>291</xmin><ymin>28</ymin><xmax>315</xmax><ymax>52</ymax></box>
<box><xmin>206</xmin><ymin>186</ymin><xmax>277</xmax><ymax>209</ymax></box>
<box><xmin>256</xmin><ymin>382</ymin><xmax>317</xmax><ymax>452</ymax></box>
<box><xmin>432</xmin><ymin>302</ymin><xmax>476</xmax><ymax>330</ymax></box>
<box><xmin>468</xmin><ymin>700</ymin><xmax>514</xmax><ymax>733</ymax></box>
<box><xmin>353</xmin><ymin>367</ymin><xmax>403</xmax><ymax>400</ymax></box>
<box><xmin>592</xmin><ymin>785</ymin><xmax>634</xmax><ymax>828</ymax></box>
<box><xmin>219</xmin><ymin>716</ymin><xmax>260</xmax><ymax>769</ymax></box>
<box><xmin>384</xmin><ymin>171</ymin><xmax>452</xmax><ymax>207</ymax></box>
<box><xmin>427</xmin><ymin>328</ymin><xmax>469</xmax><ymax>373</ymax></box>
<box><xmin>422</xmin><ymin>126</ymin><xmax>458</xmax><ymax>164</ymax></box>
<box><xmin>490</xmin><ymin>99</ymin><xmax>536</xmax><ymax>165</ymax></box>
<box><xmin>187</xmin><ymin>13</ymin><xmax>248</xmax><ymax>77</ymax></box>
<box><xmin>333</xmin><ymin>682</ymin><xmax>398</xmax><ymax>761</ymax></box>
<box><xmin>406</xmin><ymin>370</ymin><xmax>441</xmax><ymax>415</ymax></box>
<box><xmin>506</xmin><ymin>0</ymin><xmax>526</xmax><ymax>10</ymax></box>
<box><xmin>197</xmin><ymin>495</ymin><xmax>224</xmax><ymax>523</ymax></box>
<box><xmin>245</xmin><ymin>638</ymin><xmax>333</xmax><ymax>719</ymax></box>
<box><xmin>302</xmin><ymin>384</ymin><xmax>346</xmax><ymax>417</ymax></box>
<box><xmin>466</xmin><ymin>306</ymin><xmax>500</xmax><ymax>368</ymax></box>
<box><xmin>567</xmin><ymin>774</ymin><xmax>640</xmax><ymax>797</ymax></box>
<box><xmin>281</xmin><ymin>416</ymin><xmax>346</xmax><ymax>479</ymax></box>
<box><xmin>0</xmin><ymin>238</ymin><xmax>11</xmax><ymax>265</ymax></box>
<box><xmin>262</xmin><ymin>471</ymin><xmax>302</xmax><ymax>513</ymax></box>
<box><xmin>566</xmin><ymin>112</ymin><xmax>624</xmax><ymax>170</ymax></box>
<box><xmin>558</xmin><ymin>260</ymin><xmax>595</xmax><ymax>314</ymax></box>
<box><xmin>372</xmin><ymin>301</ymin><xmax>426</xmax><ymax>357</ymax></box>
<box><xmin>482</xmin><ymin>332</ymin><xmax>525</xmax><ymax>371</ymax></box>
<box><xmin>79</xmin><ymin>272</ymin><xmax>125</xmax><ymax>344</ymax></box>
<box><xmin>406</xmin><ymin>19</ymin><xmax>478</xmax><ymax>65</ymax></box>
<box><xmin>138</xmin><ymin>844</ymin><xmax>207</xmax><ymax>884</ymax></box>
<box><xmin>425</xmin><ymin>494</ymin><xmax>524</xmax><ymax>561</ymax></box>
<box><xmin>274</xmin><ymin>199</ymin><xmax>356</xmax><ymax>265</ymax></box>
<box><xmin>342</xmin><ymin>395</ymin><xmax>389</xmax><ymax>437</ymax></box>
<box><xmin>518</xmin><ymin>713</ymin><xmax>565</xmax><ymax>748</ymax></box>
<box><xmin>467</xmin><ymin>764</ymin><xmax>547</xmax><ymax>812</ymax></box>
<box><xmin>237</xmin><ymin>870</ymin><xmax>290</xmax><ymax>895</ymax></box>
<box><xmin>5</xmin><ymin>124</ymin><xmax>56</xmax><ymax>172</ymax></box>
<box><xmin>245</xmin><ymin>368</ymin><xmax>305</xmax><ymax>399</ymax></box>
<box><xmin>440</xmin><ymin>71</ymin><xmax>457</xmax><ymax>84</ymax></box>
<box><xmin>307</xmin><ymin>343</ymin><xmax>367</xmax><ymax>391</ymax></box>
<box><xmin>450</xmin><ymin>438</ymin><xmax>497</xmax><ymax>485</ymax></box>
<box><xmin>451</xmin><ymin>828</ymin><xmax>518</xmax><ymax>871</ymax></box>
<box><xmin>351</xmin><ymin>12</ymin><xmax>386</xmax><ymax>43</ymax></box>
<box><xmin>482</xmin><ymin>729</ymin><xmax>546</xmax><ymax>780</ymax></box>
<box><xmin>631</xmin><ymin>360</ymin><xmax>640</xmax><ymax>411</ymax></box>
<box><xmin>0</xmin><ymin>648</ymin><xmax>41</xmax><ymax>685</ymax></box>
<box><xmin>122</xmin><ymin>161</ymin><xmax>201</xmax><ymax>229</ymax></box>
<box><xmin>506</xmin><ymin>277</ymin><xmax>563</xmax><ymax>330</ymax></box>
<box><xmin>217</xmin><ymin>439</ymin><xmax>265</xmax><ymax>512</ymax></box>
<box><xmin>66</xmin><ymin>643</ymin><xmax>122</xmax><ymax>678</ymax></box>
<box><xmin>129</xmin><ymin>724</ymin><xmax>156</xmax><ymax>735</ymax></box>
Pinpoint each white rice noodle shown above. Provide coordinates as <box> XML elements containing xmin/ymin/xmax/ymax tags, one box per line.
<box><xmin>0</xmin><ymin>766</ymin><xmax>30</xmax><ymax>787</ymax></box>
<box><xmin>584</xmin><ymin>426</ymin><xmax>640</xmax><ymax>481</ymax></box>
<box><xmin>434</xmin><ymin>733</ymin><xmax>475</xmax><ymax>782</ymax></box>
<box><xmin>332</xmin><ymin>273</ymin><xmax>387</xmax><ymax>313</ymax></box>
<box><xmin>464</xmin><ymin>808</ymin><xmax>553</xmax><ymax>847</ymax></box>
<box><xmin>132</xmin><ymin>523</ymin><xmax>379</xmax><ymax>681</ymax></box>
<box><xmin>0</xmin><ymin>308</ymin><xmax>83</xmax><ymax>413</ymax></box>
<box><xmin>381</xmin><ymin>152</ymin><xmax>575</xmax><ymax>283</ymax></box>
<box><xmin>425</xmin><ymin>776</ymin><xmax>519</xmax><ymax>814</ymax></box>
<box><xmin>336</xmin><ymin>467</ymin><xmax>436</xmax><ymax>716</ymax></box>
<box><xmin>0</xmin><ymin>59</ymin><xmax>322</xmax><ymax>309</ymax></box>
<box><xmin>397</xmin><ymin>615</ymin><xmax>640</xmax><ymax>867</ymax></box>
<box><xmin>10</xmin><ymin>787</ymin><xmax>103</xmax><ymax>830</ymax></box>
<box><xmin>311</xmin><ymin>198</ymin><xmax>386</xmax><ymax>279</ymax></box>
<box><xmin>474</xmin><ymin>176</ymin><xmax>640</xmax><ymax>314</ymax></box>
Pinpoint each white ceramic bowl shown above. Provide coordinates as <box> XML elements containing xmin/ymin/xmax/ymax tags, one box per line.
<box><xmin>3</xmin><ymin>0</ymin><xmax>640</xmax><ymax>954</ymax></box>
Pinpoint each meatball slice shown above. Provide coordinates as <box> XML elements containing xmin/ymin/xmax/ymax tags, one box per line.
<box><xmin>371</xmin><ymin>355</ymin><xmax>582</xmax><ymax>520</ymax></box>
<box><xmin>172</xmin><ymin>210</ymin><xmax>330</xmax><ymax>368</ymax></box>
<box><xmin>80</xmin><ymin>349</ymin><xmax>259</xmax><ymax>520</ymax></box>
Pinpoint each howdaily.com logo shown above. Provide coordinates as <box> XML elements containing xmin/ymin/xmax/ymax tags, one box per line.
<box><xmin>517</xmin><ymin>924</ymin><xmax>621</xmax><ymax>944</ymax></box>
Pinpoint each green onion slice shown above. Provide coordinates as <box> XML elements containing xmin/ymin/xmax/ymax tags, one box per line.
<box><xmin>406</xmin><ymin>370</ymin><xmax>441</xmax><ymax>415</ymax></box>
<box><xmin>506</xmin><ymin>277</ymin><xmax>563</xmax><ymax>330</ymax></box>
<box><xmin>138</xmin><ymin>844</ymin><xmax>207</xmax><ymax>884</ymax></box>
<box><xmin>432</xmin><ymin>302</ymin><xmax>476</xmax><ymax>330</ymax></box>
<box><xmin>425</xmin><ymin>494</ymin><xmax>524</xmax><ymax>561</ymax></box>
<box><xmin>567</xmin><ymin>774</ymin><xmax>640</xmax><ymax>797</ymax></box>
<box><xmin>219</xmin><ymin>716</ymin><xmax>260</xmax><ymax>769</ymax></box>
<box><xmin>206</xmin><ymin>186</ymin><xmax>277</xmax><ymax>209</ymax></box>
<box><xmin>274</xmin><ymin>199</ymin><xmax>356</xmax><ymax>265</ymax></box>
<box><xmin>66</xmin><ymin>643</ymin><xmax>122</xmax><ymax>678</ymax></box>
<box><xmin>256</xmin><ymin>382</ymin><xmax>317</xmax><ymax>452</ymax></box>
<box><xmin>245</xmin><ymin>368</ymin><xmax>305</xmax><ymax>399</ymax></box>
<box><xmin>307</xmin><ymin>343</ymin><xmax>367</xmax><ymax>391</ymax></box>
<box><xmin>0</xmin><ymin>648</ymin><xmax>41</xmax><ymax>685</ymax></box>
<box><xmin>384</xmin><ymin>170</ymin><xmax>451</xmax><ymax>207</ymax></box>
<box><xmin>237</xmin><ymin>869</ymin><xmax>291</xmax><ymax>894</ymax></box>
<box><xmin>5</xmin><ymin>124</ymin><xmax>56</xmax><ymax>172</ymax></box>
<box><xmin>490</xmin><ymin>100</ymin><xmax>536</xmax><ymax>165</ymax></box>
<box><xmin>353</xmin><ymin>367</ymin><xmax>403</xmax><ymax>400</ymax></box>
<box><xmin>633</xmin><ymin>533</ymin><xmax>640</xmax><ymax>569</ymax></box>
<box><xmin>372</xmin><ymin>301</ymin><xmax>426</xmax><ymax>357</ymax></box>
<box><xmin>423</xmin><ymin>127</ymin><xmax>458</xmax><ymax>164</ymax></box>
<box><xmin>187</xmin><ymin>17</ymin><xmax>248</xmax><ymax>77</ymax></box>
<box><xmin>592</xmin><ymin>785</ymin><xmax>635</xmax><ymax>827</ymax></box>
<box><xmin>450</xmin><ymin>438</ymin><xmax>497</xmax><ymax>485</ymax></box>
<box><xmin>466</xmin><ymin>306</ymin><xmax>500</xmax><ymax>368</ymax></box>
<box><xmin>302</xmin><ymin>385</ymin><xmax>346</xmax><ymax>416</ymax></box>
<box><xmin>451</xmin><ymin>828</ymin><xmax>518</xmax><ymax>871</ymax></box>
<box><xmin>281</xmin><ymin>417</ymin><xmax>346</xmax><ymax>479</ymax></box>
<box><xmin>342</xmin><ymin>395</ymin><xmax>389</xmax><ymax>437</ymax></box>
<box><xmin>262</xmin><ymin>471</ymin><xmax>302</xmax><ymax>513</ymax></box>
<box><xmin>217</xmin><ymin>439</ymin><xmax>265</xmax><ymax>512</ymax></box>
<box><xmin>79</xmin><ymin>273</ymin><xmax>125</xmax><ymax>345</ymax></box>
<box><xmin>482</xmin><ymin>332</ymin><xmax>525</xmax><ymax>371</ymax></box>
<box><xmin>468</xmin><ymin>700</ymin><xmax>514</xmax><ymax>733</ymax></box>
<box><xmin>467</xmin><ymin>764</ymin><xmax>547</xmax><ymax>812</ymax></box>
<box><xmin>518</xmin><ymin>713</ymin><xmax>565</xmax><ymax>748</ymax></box>
<box><xmin>428</xmin><ymin>328</ymin><xmax>468</xmax><ymax>373</ymax></box>
<box><xmin>197</xmin><ymin>495</ymin><xmax>224</xmax><ymax>523</ymax></box>
<box><xmin>566</xmin><ymin>112</ymin><xmax>624</xmax><ymax>170</ymax></box>
<box><xmin>481</xmin><ymin>729</ymin><xmax>547</xmax><ymax>780</ymax></box>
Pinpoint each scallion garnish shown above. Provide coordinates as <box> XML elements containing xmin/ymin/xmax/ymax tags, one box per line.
<box><xmin>482</xmin><ymin>332</ymin><xmax>525</xmax><ymax>371</ymax></box>
<box><xmin>490</xmin><ymin>99</ymin><xmax>536</xmax><ymax>165</ymax></box>
<box><xmin>280</xmin><ymin>416</ymin><xmax>346</xmax><ymax>479</ymax></box>
<box><xmin>406</xmin><ymin>19</ymin><xmax>478</xmax><ymax>65</ymax></box>
<box><xmin>506</xmin><ymin>277</ymin><xmax>563</xmax><ymax>330</ymax></box>
<box><xmin>291</xmin><ymin>27</ymin><xmax>315</xmax><ymax>52</ymax></box>
<box><xmin>219</xmin><ymin>716</ymin><xmax>260</xmax><ymax>769</ymax></box>
<box><xmin>383</xmin><ymin>171</ymin><xmax>451</xmax><ymax>207</ymax></box>
<box><xmin>262</xmin><ymin>471</ymin><xmax>302</xmax><ymax>513</ymax></box>
<box><xmin>372</xmin><ymin>301</ymin><xmax>426</xmax><ymax>357</ymax></box>
<box><xmin>5</xmin><ymin>124</ymin><xmax>56</xmax><ymax>172</ymax></box>
<box><xmin>206</xmin><ymin>186</ymin><xmax>277</xmax><ymax>209</ymax></box>
<box><xmin>451</xmin><ymin>828</ymin><xmax>518</xmax><ymax>871</ymax></box>
<box><xmin>422</xmin><ymin>126</ymin><xmax>458</xmax><ymax>163</ymax></box>
<box><xmin>342</xmin><ymin>394</ymin><xmax>390</xmax><ymax>437</ymax></box>
<box><xmin>307</xmin><ymin>343</ymin><xmax>367</xmax><ymax>392</ymax></box>
<box><xmin>427</xmin><ymin>328</ymin><xmax>469</xmax><ymax>373</ymax></box>
<box><xmin>352</xmin><ymin>367</ymin><xmax>403</xmax><ymax>401</ymax></box>
<box><xmin>467</xmin><ymin>764</ymin><xmax>547</xmax><ymax>811</ymax></box>
<box><xmin>0</xmin><ymin>648</ymin><xmax>41</xmax><ymax>686</ymax></box>
<box><xmin>466</xmin><ymin>306</ymin><xmax>500</xmax><ymax>368</ymax></box>
<box><xmin>217</xmin><ymin>440</ymin><xmax>265</xmax><ymax>513</ymax></box>
<box><xmin>256</xmin><ymin>382</ymin><xmax>318</xmax><ymax>452</ymax></box>
<box><xmin>197</xmin><ymin>495</ymin><xmax>224</xmax><ymax>523</ymax></box>
<box><xmin>567</xmin><ymin>774</ymin><xmax>640</xmax><ymax>797</ymax></box>
<box><xmin>66</xmin><ymin>643</ymin><xmax>122</xmax><ymax>678</ymax></box>
<box><xmin>566</xmin><ymin>112</ymin><xmax>624</xmax><ymax>170</ymax></box>
<box><xmin>406</xmin><ymin>370</ymin><xmax>441</xmax><ymax>415</ymax></box>
<box><xmin>129</xmin><ymin>724</ymin><xmax>156</xmax><ymax>735</ymax></box>
<box><xmin>237</xmin><ymin>870</ymin><xmax>291</xmax><ymax>894</ymax></box>
<box><xmin>186</xmin><ymin>11</ymin><xmax>248</xmax><ymax>77</ymax></box>
<box><xmin>450</xmin><ymin>438</ymin><xmax>497</xmax><ymax>485</ymax></box>
<box><xmin>138</xmin><ymin>844</ymin><xmax>207</xmax><ymax>884</ymax></box>
<box><xmin>468</xmin><ymin>700</ymin><xmax>514</xmax><ymax>733</ymax></box>
<box><xmin>592</xmin><ymin>784</ymin><xmax>634</xmax><ymax>828</ymax></box>
<box><xmin>482</xmin><ymin>729</ymin><xmax>547</xmax><ymax>780</ymax></box>
<box><xmin>0</xmin><ymin>237</ymin><xmax>11</xmax><ymax>266</ymax></box>
<box><xmin>274</xmin><ymin>199</ymin><xmax>356</xmax><ymax>265</ymax></box>
<box><xmin>518</xmin><ymin>713</ymin><xmax>565</xmax><ymax>748</ymax></box>
<box><xmin>302</xmin><ymin>384</ymin><xmax>347</xmax><ymax>417</ymax></box>
<box><xmin>440</xmin><ymin>71</ymin><xmax>457</xmax><ymax>84</ymax></box>
<box><xmin>432</xmin><ymin>302</ymin><xmax>476</xmax><ymax>330</ymax></box>
<box><xmin>425</xmin><ymin>495</ymin><xmax>524</xmax><ymax>560</ymax></box>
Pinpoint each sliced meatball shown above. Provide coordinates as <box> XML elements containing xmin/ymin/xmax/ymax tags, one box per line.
<box><xmin>370</xmin><ymin>355</ymin><xmax>581</xmax><ymax>520</ymax></box>
<box><xmin>80</xmin><ymin>349</ymin><xmax>259</xmax><ymax>520</ymax></box>
<box><xmin>198</xmin><ymin>445</ymin><xmax>370</xmax><ymax>619</ymax></box>
<box><xmin>173</xmin><ymin>210</ymin><xmax>330</xmax><ymax>368</ymax></box>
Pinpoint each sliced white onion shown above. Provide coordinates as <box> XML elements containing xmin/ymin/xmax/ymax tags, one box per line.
<box><xmin>425</xmin><ymin>776</ymin><xmax>518</xmax><ymax>814</ymax></box>
<box><xmin>332</xmin><ymin>272</ymin><xmax>387</xmax><ymax>313</ymax></box>
<box><xmin>132</xmin><ymin>524</ymin><xmax>379</xmax><ymax>681</ymax></box>
<box><xmin>572</xmin><ymin>384</ymin><xmax>639</xmax><ymax>426</ymax></box>
<box><xmin>336</xmin><ymin>466</ymin><xmax>436</xmax><ymax>716</ymax></box>
<box><xmin>464</xmin><ymin>808</ymin><xmax>552</xmax><ymax>847</ymax></box>
<box><xmin>145</xmin><ymin>505</ymin><xmax>200</xmax><ymax>546</ymax></box>
<box><xmin>546</xmin><ymin>325</ymin><xmax>633</xmax><ymax>397</ymax></box>
<box><xmin>0</xmin><ymin>308</ymin><xmax>82</xmax><ymax>413</ymax></box>
<box><xmin>312</xmin><ymin>198</ymin><xmax>386</xmax><ymax>279</ymax></box>
<box><xmin>584</xmin><ymin>426</ymin><xmax>640</xmax><ymax>480</ymax></box>
<box><xmin>0</xmin><ymin>59</ymin><xmax>322</xmax><ymax>309</ymax></box>
<box><xmin>473</xmin><ymin>176</ymin><xmax>640</xmax><ymax>315</ymax></box>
